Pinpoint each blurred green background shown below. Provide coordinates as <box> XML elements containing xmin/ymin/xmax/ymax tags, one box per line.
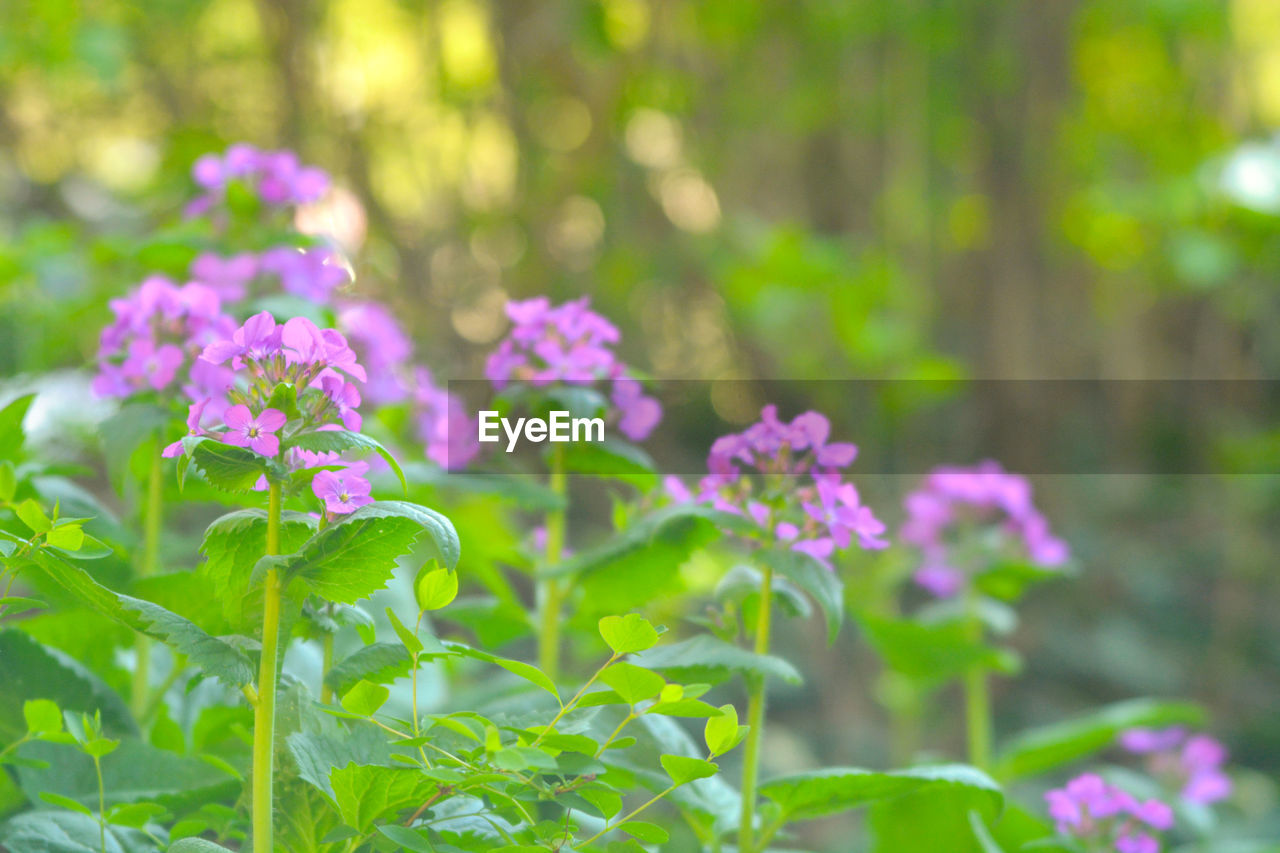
<box><xmin>2</xmin><ymin>0</ymin><xmax>1279</xmax><ymax>845</ymax></box>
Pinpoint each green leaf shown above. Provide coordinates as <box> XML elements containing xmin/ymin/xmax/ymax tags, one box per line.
<box><xmin>552</xmin><ymin>504</ymin><xmax>753</xmax><ymax>582</ymax></box>
<box><xmin>26</xmin><ymin>549</ymin><xmax>254</xmax><ymax>686</ymax></box>
<box><xmin>993</xmin><ymin>698</ymin><xmax>1206</xmax><ymax>782</ymax></box>
<box><xmin>0</xmin><ymin>393</ymin><xmax>36</xmax><ymax>460</ymax></box>
<box><xmin>561</xmin><ymin>437</ymin><xmax>658</xmax><ymax>489</ymax></box>
<box><xmin>598</xmin><ymin>662</ymin><xmax>666</xmax><ymax>706</ymax></box>
<box><xmin>632</xmin><ymin>634</ymin><xmax>802</xmax><ymax>686</ymax></box>
<box><xmin>324</xmin><ymin>643</ymin><xmax>414</xmax><ymax>695</ymax></box>
<box><xmin>0</xmin><ymin>459</ymin><xmax>17</xmax><ymax>502</ymax></box>
<box><xmin>15</xmin><ymin>738</ymin><xmax>239</xmax><ymax>813</ymax></box>
<box><xmin>341</xmin><ymin>681</ymin><xmax>390</xmax><ymax>717</ymax></box>
<box><xmin>181</xmin><ymin>436</ymin><xmax>273</xmax><ymax>493</ymax></box>
<box><xmin>24</xmin><ymin>700</ymin><xmax>63</xmax><ymax>735</ymax></box>
<box><xmin>330</xmin><ymin>763</ymin><xmax>437</xmax><ymax>833</ymax></box>
<box><xmin>445</xmin><ymin>642</ymin><xmax>560</xmax><ymax>702</ymax></box>
<box><xmin>0</xmin><ymin>811</ymin><xmax>161</xmax><ymax>853</ymax></box>
<box><xmin>0</xmin><ymin>630</ymin><xmax>135</xmax><ymax>742</ymax></box>
<box><xmin>857</xmin><ymin>612</ymin><xmax>1017</xmax><ymax>686</ymax></box>
<box><xmin>0</xmin><ymin>596</ymin><xmax>45</xmax><ymax>617</ymax></box>
<box><xmin>660</xmin><ymin>754</ymin><xmax>718</xmax><ymax>785</ymax></box>
<box><xmin>168</xmin><ymin>839</ymin><xmax>238</xmax><ymax>853</ymax></box>
<box><xmin>376</xmin><ymin>825</ymin><xmax>434</xmax><ymax>853</ymax></box>
<box><xmin>45</xmin><ymin>524</ymin><xmax>85</xmax><ymax>552</ymax></box>
<box><xmin>286</xmin><ymin>429</ymin><xmax>408</xmax><ymax>493</ymax></box>
<box><xmin>16</xmin><ymin>499</ymin><xmax>51</xmax><ymax>534</ymax></box>
<box><xmin>867</xmin><ymin>766</ymin><xmax>1004</xmax><ymax>853</ymax></box>
<box><xmin>199</xmin><ymin>508</ymin><xmax>317</xmax><ymax>627</ymax></box>
<box><xmin>266</xmin><ymin>501</ymin><xmax>459</xmax><ymax>604</ymax></box>
<box><xmin>704</xmin><ymin>705</ymin><xmax>746</xmax><ymax>757</ymax></box>
<box><xmin>39</xmin><ymin>792</ymin><xmax>93</xmax><ymax>816</ymax></box>
<box><xmin>619</xmin><ymin>820</ymin><xmax>669</xmax><ymax>843</ymax></box>
<box><xmin>760</xmin><ymin>548</ymin><xmax>844</xmax><ymax>642</ymax></box>
<box><xmin>761</xmin><ymin>764</ymin><xmax>1002</xmax><ymax>824</ymax></box>
<box><xmin>287</xmin><ymin>729</ymin><xmax>392</xmax><ymax>797</ymax></box>
<box><xmin>598</xmin><ymin>613</ymin><xmax>660</xmax><ymax>654</ymax></box>
<box><xmin>975</xmin><ymin>559</ymin><xmax>1070</xmax><ymax>602</ymax></box>
<box><xmin>415</xmin><ymin>563</ymin><xmax>458</xmax><ymax>611</ymax></box>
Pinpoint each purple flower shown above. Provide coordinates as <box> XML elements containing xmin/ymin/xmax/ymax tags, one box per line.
<box><xmin>1121</xmin><ymin>727</ymin><xmax>1232</xmax><ymax>806</ymax></box>
<box><xmin>679</xmin><ymin>405</ymin><xmax>887</xmax><ymax>568</ymax></box>
<box><xmin>202</xmin><ymin>311</ymin><xmax>284</xmax><ymax>368</ymax></box>
<box><xmin>612</xmin><ymin>377</ymin><xmax>662</xmax><ymax>441</ymax></box>
<box><xmin>187</xmin><ymin>144</ymin><xmax>332</xmax><ymax>215</ymax></box>
<box><xmin>320</xmin><ymin>371</ymin><xmax>362</xmax><ymax>431</ymax></box>
<box><xmin>260</xmin><ymin>246</ymin><xmax>351</xmax><ymax>303</ymax></box>
<box><xmin>222</xmin><ymin>405</ymin><xmax>286</xmax><ymax>457</ymax></box>
<box><xmin>311</xmin><ymin>462</ymin><xmax>373</xmax><ymax>515</ymax></box>
<box><xmin>338</xmin><ymin>301</ymin><xmax>413</xmax><ymax>404</ymax></box>
<box><xmin>190</xmin><ymin>252</ymin><xmax>258</xmax><ymax>302</ymax></box>
<box><xmin>901</xmin><ymin>460</ymin><xmax>1069</xmax><ymax>598</ymax></box>
<box><xmin>1045</xmin><ymin>774</ymin><xmax>1174</xmax><ymax>852</ymax></box>
<box><xmin>413</xmin><ymin>367</ymin><xmax>480</xmax><ymax>470</ymax></box>
<box><xmin>162</xmin><ymin>399</ymin><xmax>210</xmax><ymax>458</ymax></box>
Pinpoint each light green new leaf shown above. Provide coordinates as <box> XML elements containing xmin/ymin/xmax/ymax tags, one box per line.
<box><xmin>599</xmin><ymin>662</ymin><xmax>666</xmax><ymax>706</ymax></box>
<box><xmin>660</xmin><ymin>754</ymin><xmax>719</xmax><ymax>785</ymax></box>
<box><xmin>341</xmin><ymin>681</ymin><xmax>390</xmax><ymax>717</ymax></box>
<box><xmin>598</xmin><ymin>613</ymin><xmax>660</xmax><ymax>654</ymax></box>
<box><xmin>415</xmin><ymin>563</ymin><xmax>458</xmax><ymax>611</ymax></box>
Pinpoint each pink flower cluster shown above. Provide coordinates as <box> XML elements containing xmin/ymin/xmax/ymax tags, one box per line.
<box><xmin>412</xmin><ymin>368</ymin><xmax>479</xmax><ymax>470</ymax></box>
<box><xmin>188</xmin><ymin>143</ymin><xmax>330</xmax><ymax>217</ymax></box>
<box><xmin>93</xmin><ymin>276</ymin><xmax>236</xmax><ymax>405</ymax></box>
<box><xmin>190</xmin><ymin>247</ymin><xmax>351</xmax><ymax>305</ymax></box>
<box><xmin>1045</xmin><ymin>774</ymin><xmax>1174</xmax><ymax>853</ymax></box>
<box><xmin>1120</xmin><ymin>728</ymin><xmax>1232</xmax><ymax>805</ymax></box>
<box><xmin>163</xmin><ymin>311</ymin><xmax>372</xmax><ymax>516</ymax></box>
<box><xmin>901</xmin><ymin>460</ymin><xmax>1069</xmax><ymax>597</ymax></box>
<box><xmin>485</xmin><ymin>297</ymin><xmax>661</xmax><ymax>442</ymax></box>
<box><xmin>672</xmin><ymin>405</ymin><xmax>887</xmax><ymax>569</ymax></box>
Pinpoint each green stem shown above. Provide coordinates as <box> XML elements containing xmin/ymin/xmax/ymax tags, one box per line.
<box><xmin>94</xmin><ymin>754</ymin><xmax>106</xmax><ymax>853</ymax></box>
<box><xmin>131</xmin><ymin>452</ymin><xmax>163</xmax><ymax>720</ymax></box>
<box><xmin>963</xmin><ymin>589</ymin><xmax>991</xmax><ymax>770</ymax></box>
<box><xmin>737</xmin><ymin>562</ymin><xmax>774</xmax><ymax>853</ymax></box>
<box><xmin>321</xmin><ymin>631</ymin><xmax>334</xmax><ymax>705</ymax></box>
<box><xmin>579</xmin><ymin>783</ymin><xmax>678</xmax><ymax>848</ymax></box>
<box><xmin>252</xmin><ymin>484</ymin><xmax>283</xmax><ymax>853</ymax></box>
<box><xmin>537</xmin><ymin>444</ymin><xmax>567</xmax><ymax>680</ymax></box>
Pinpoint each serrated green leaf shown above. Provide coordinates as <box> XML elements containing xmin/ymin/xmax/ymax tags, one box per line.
<box><xmin>267</xmin><ymin>501</ymin><xmax>459</xmax><ymax>604</ymax></box>
<box><xmin>286</xmin><ymin>429</ymin><xmax>408</xmax><ymax>493</ymax></box>
<box><xmin>181</xmin><ymin>436</ymin><xmax>273</xmax><ymax>493</ymax></box>
<box><xmin>760</xmin><ymin>547</ymin><xmax>843</xmax><ymax>642</ymax></box>
<box><xmin>445</xmin><ymin>642</ymin><xmax>559</xmax><ymax>702</ymax></box>
<box><xmin>0</xmin><ymin>810</ymin><xmax>161</xmax><ymax>853</ymax></box>
<box><xmin>330</xmin><ymin>763</ymin><xmax>437</xmax><ymax>833</ymax></box>
<box><xmin>25</xmin><ymin>549</ymin><xmax>254</xmax><ymax>686</ymax></box>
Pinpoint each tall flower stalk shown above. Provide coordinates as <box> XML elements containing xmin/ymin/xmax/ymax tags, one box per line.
<box><xmin>252</xmin><ymin>483</ymin><xmax>283</xmax><ymax>853</ymax></box>
<box><xmin>674</xmin><ymin>404</ymin><xmax>887</xmax><ymax>852</ymax></box>
<box><xmin>900</xmin><ymin>461</ymin><xmax>1070</xmax><ymax>770</ymax></box>
<box><xmin>130</xmin><ymin>450</ymin><xmax>164</xmax><ymax>719</ymax></box>
<box><xmin>484</xmin><ymin>296</ymin><xmax>661</xmax><ymax>677</ymax></box>
<box><xmin>538</xmin><ymin>443</ymin><xmax>568</xmax><ymax>678</ymax></box>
